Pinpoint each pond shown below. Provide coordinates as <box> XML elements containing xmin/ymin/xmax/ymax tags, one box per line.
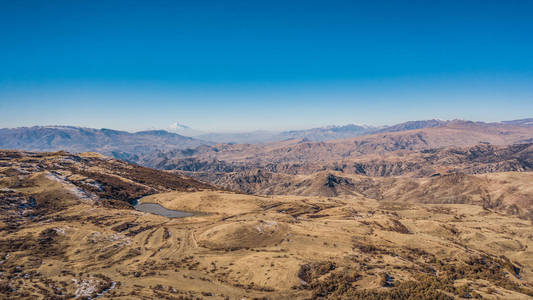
<box><xmin>134</xmin><ymin>202</ymin><xmax>195</xmax><ymax>218</ymax></box>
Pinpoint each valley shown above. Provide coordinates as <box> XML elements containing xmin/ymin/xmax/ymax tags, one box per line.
<box><xmin>1</xmin><ymin>119</ymin><xmax>533</xmax><ymax>299</ymax></box>
<box><xmin>1</xmin><ymin>149</ymin><xmax>533</xmax><ymax>299</ymax></box>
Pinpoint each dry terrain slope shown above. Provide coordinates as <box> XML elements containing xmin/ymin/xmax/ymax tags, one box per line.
<box><xmin>0</xmin><ymin>150</ymin><xmax>532</xmax><ymax>299</ymax></box>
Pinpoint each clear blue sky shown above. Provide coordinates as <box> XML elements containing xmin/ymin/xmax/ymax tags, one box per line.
<box><xmin>1</xmin><ymin>0</ymin><xmax>532</xmax><ymax>132</ymax></box>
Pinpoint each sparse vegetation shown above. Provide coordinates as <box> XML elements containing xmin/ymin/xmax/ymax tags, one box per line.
<box><xmin>0</xmin><ymin>150</ymin><xmax>532</xmax><ymax>299</ymax></box>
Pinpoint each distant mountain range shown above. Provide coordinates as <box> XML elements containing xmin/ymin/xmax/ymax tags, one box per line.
<box><xmin>374</xmin><ymin>119</ymin><xmax>449</xmax><ymax>133</ymax></box>
<box><xmin>171</xmin><ymin>118</ymin><xmax>533</xmax><ymax>144</ymax></box>
<box><xmin>0</xmin><ymin>126</ymin><xmax>212</xmax><ymax>159</ymax></box>
<box><xmin>193</xmin><ymin>120</ymin><xmax>449</xmax><ymax>143</ymax></box>
<box><xmin>142</xmin><ymin>120</ymin><xmax>533</xmax><ymax>203</ymax></box>
<box><xmin>1</xmin><ymin>119</ymin><xmax>532</xmax><ymax>162</ymax></box>
<box><xmin>140</xmin><ymin>119</ymin><xmax>533</xmax><ymax>169</ymax></box>
<box><xmin>150</xmin><ymin>122</ymin><xmax>382</xmax><ymax>143</ymax></box>
<box><xmin>501</xmin><ymin>118</ymin><xmax>533</xmax><ymax>126</ymax></box>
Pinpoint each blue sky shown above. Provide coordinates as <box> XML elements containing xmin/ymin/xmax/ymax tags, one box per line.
<box><xmin>1</xmin><ymin>0</ymin><xmax>532</xmax><ymax>132</ymax></box>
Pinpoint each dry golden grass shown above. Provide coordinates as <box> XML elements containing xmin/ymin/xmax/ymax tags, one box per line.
<box><xmin>1</xmin><ymin>150</ymin><xmax>532</xmax><ymax>299</ymax></box>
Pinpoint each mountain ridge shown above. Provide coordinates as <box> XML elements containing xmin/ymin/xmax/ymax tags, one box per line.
<box><xmin>0</xmin><ymin>125</ymin><xmax>213</xmax><ymax>156</ymax></box>
<box><xmin>2</xmin><ymin>118</ymin><xmax>532</xmax><ymax>166</ymax></box>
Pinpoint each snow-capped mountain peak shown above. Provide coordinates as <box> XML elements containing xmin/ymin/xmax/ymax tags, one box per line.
<box><xmin>169</xmin><ymin>122</ymin><xmax>191</xmax><ymax>130</ymax></box>
<box><xmin>167</xmin><ymin>122</ymin><xmax>204</xmax><ymax>136</ymax></box>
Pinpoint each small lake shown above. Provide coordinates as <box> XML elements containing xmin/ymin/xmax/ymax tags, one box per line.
<box><xmin>134</xmin><ymin>202</ymin><xmax>194</xmax><ymax>218</ymax></box>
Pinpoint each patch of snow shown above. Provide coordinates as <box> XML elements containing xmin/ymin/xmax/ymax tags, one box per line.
<box><xmin>73</xmin><ymin>278</ymin><xmax>98</xmax><ymax>298</ymax></box>
<box><xmin>53</xmin><ymin>227</ymin><xmax>70</xmax><ymax>235</ymax></box>
<box><xmin>256</xmin><ymin>220</ymin><xmax>278</xmax><ymax>234</ymax></box>
<box><xmin>45</xmin><ymin>172</ymin><xmax>99</xmax><ymax>203</ymax></box>
<box><xmin>83</xmin><ymin>180</ymin><xmax>103</xmax><ymax>191</ymax></box>
<box><xmin>72</xmin><ymin>277</ymin><xmax>116</xmax><ymax>299</ymax></box>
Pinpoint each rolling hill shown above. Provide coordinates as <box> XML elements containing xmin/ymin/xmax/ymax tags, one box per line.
<box><xmin>1</xmin><ymin>150</ymin><xmax>532</xmax><ymax>299</ymax></box>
